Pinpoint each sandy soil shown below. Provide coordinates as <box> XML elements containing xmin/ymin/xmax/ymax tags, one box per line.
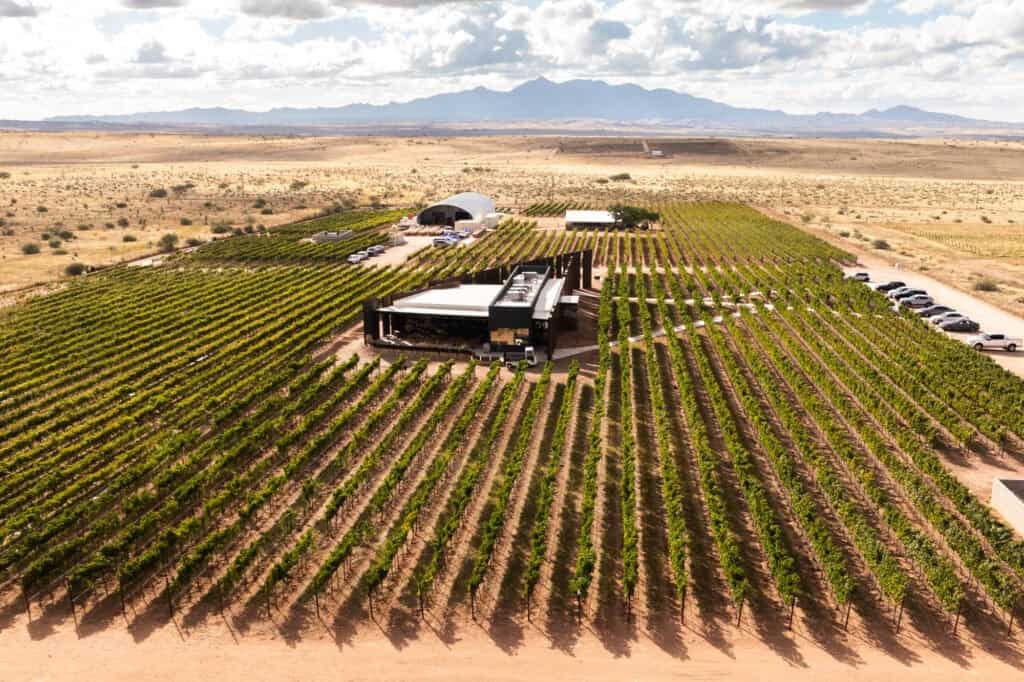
<box><xmin>4</xmin><ymin>611</ymin><xmax>1023</xmax><ymax>682</ymax></box>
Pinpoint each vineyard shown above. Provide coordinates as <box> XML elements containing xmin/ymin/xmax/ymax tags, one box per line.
<box><xmin>2</xmin><ymin>200</ymin><xmax>1024</xmax><ymax>664</ymax></box>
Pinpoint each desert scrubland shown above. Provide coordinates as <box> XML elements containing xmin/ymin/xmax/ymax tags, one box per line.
<box><xmin>2</xmin><ymin>132</ymin><xmax>1023</xmax><ymax>313</ymax></box>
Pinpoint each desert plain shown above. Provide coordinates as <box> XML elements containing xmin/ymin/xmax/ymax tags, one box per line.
<box><xmin>2</xmin><ymin>132</ymin><xmax>1024</xmax><ymax>314</ymax></box>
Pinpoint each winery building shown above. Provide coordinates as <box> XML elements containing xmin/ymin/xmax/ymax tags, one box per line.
<box><xmin>363</xmin><ymin>250</ymin><xmax>592</xmax><ymax>357</ymax></box>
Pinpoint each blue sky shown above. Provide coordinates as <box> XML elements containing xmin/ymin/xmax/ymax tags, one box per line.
<box><xmin>0</xmin><ymin>0</ymin><xmax>1021</xmax><ymax>120</ymax></box>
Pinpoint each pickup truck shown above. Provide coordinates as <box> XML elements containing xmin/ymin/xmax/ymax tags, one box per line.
<box><xmin>966</xmin><ymin>333</ymin><xmax>1020</xmax><ymax>352</ymax></box>
<box><xmin>475</xmin><ymin>346</ymin><xmax>539</xmax><ymax>368</ymax></box>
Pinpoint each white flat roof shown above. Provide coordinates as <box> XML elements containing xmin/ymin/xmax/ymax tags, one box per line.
<box><xmin>379</xmin><ymin>284</ymin><xmax>501</xmax><ymax>318</ymax></box>
<box><xmin>533</xmin><ymin>278</ymin><xmax>566</xmax><ymax>321</ymax></box>
<box><xmin>566</xmin><ymin>210</ymin><xmax>615</xmax><ymax>224</ymax></box>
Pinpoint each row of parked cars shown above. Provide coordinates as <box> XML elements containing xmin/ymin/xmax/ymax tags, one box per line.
<box><xmin>850</xmin><ymin>273</ymin><xmax>1020</xmax><ymax>352</ymax></box>
<box><xmin>346</xmin><ymin>243</ymin><xmax>388</xmax><ymax>264</ymax></box>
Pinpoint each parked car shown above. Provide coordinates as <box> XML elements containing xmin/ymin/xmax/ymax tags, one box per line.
<box><xmin>931</xmin><ymin>312</ymin><xmax>965</xmax><ymax>325</ymax></box>
<box><xmin>892</xmin><ymin>288</ymin><xmax>927</xmax><ymax>301</ymax></box>
<box><xmin>367</xmin><ymin>244</ymin><xmax>386</xmax><ymax>255</ymax></box>
<box><xmin>967</xmin><ymin>333</ymin><xmax>1021</xmax><ymax>352</ymax></box>
<box><xmin>918</xmin><ymin>305</ymin><xmax>954</xmax><ymax>318</ymax></box>
<box><xmin>849</xmin><ymin>272</ymin><xmax>870</xmax><ymax>282</ymax></box>
<box><xmin>900</xmin><ymin>294</ymin><xmax>934</xmax><ymax>308</ymax></box>
<box><xmin>875</xmin><ymin>280</ymin><xmax>905</xmax><ymax>292</ymax></box>
<box><xmin>940</xmin><ymin>318</ymin><xmax>979</xmax><ymax>333</ymax></box>
<box><xmin>346</xmin><ymin>253</ymin><xmax>365</xmax><ymax>264</ymax></box>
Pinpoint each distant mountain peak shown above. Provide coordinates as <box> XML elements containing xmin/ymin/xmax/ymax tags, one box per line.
<box><xmin>43</xmin><ymin>77</ymin><xmax>1012</xmax><ymax>134</ymax></box>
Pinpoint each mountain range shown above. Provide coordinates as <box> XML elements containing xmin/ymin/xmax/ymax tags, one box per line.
<box><xmin>36</xmin><ymin>77</ymin><xmax>1020</xmax><ymax>136</ymax></box>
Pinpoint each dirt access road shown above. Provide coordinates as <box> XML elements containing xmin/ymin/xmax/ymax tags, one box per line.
<box><xmin>842</xmin><ymin>256</ymin><xmax>1024</xmax><ymax>380</ymax></box>
<box><xmin>3</xmin><ymin>614</ymin><xmax>1023</xmax><ymax>682</ymax></box>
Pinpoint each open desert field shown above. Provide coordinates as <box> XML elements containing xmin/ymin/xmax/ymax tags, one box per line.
<box><xmin>3</xmin><ymin>132</ymin><xmax>1024</xmax><ymax>315</ymax></box>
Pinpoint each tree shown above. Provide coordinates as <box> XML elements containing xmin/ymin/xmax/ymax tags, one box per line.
<box><xmin>158</xmin><ymin>233</ymin><xmax>179</xmax><ymax>253</ymax></box>
<box><xmin>609</xmin><ymin>204</ymin><xmax>659</xmax><ymax>229</ymax></box>
<box><xmin>65</xmin><ymin>262</ymin><xmax>87</xmax><ymax>276</ymax></box>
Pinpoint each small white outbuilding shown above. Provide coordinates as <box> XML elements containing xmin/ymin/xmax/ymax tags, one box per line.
<box><xmin>992</xmin><ymin>479</ymin><xmax>1024</xmax><ymax>536</ymax></box>
<box><xmin>565</xmin><ymin>210</ymin><xmax>616</xmax><ymax>229</ymax></box>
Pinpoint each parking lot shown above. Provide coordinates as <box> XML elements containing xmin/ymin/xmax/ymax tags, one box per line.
<box><xmin>843</xmin><ymin>262</ymin><xmax>1024</xmax><ymax>379</ymax></box>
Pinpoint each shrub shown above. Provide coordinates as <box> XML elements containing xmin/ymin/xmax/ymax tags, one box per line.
<box><xmin>260</xmin><ymin>208</ymin><xmax>273</xmax><ymax>215</ymax></box>
<box><xmin>21</xmin><ymin>242</ymin><xmax>40</xmax><ymax>254</ymax></box>
<box><xmin>974</xmin><ymin>277</ymin><xmax>999</xmax><ymax>292</ymax></box>
<box><xmin>122</xmin><ymin>234</ymin><xmax>137</xmax><ymax>242</ymax></box>
<box><xmin>289</xmin><ymin>180</ymin><xmax>308</xmax><ymax>191</ymax></box>
<box><xmin>838</xmin><ymin>230</ymin><xmax>850</xmax><ymax>237</ymax></box>
<box><xmin>872</xmin><ymin>239</ymin><xmax>891</xmax><ymax>250</ymax></box>
<box><xmin>52</xmin><ymin>248</ymin><xmax>68</xmax><ymax>255</ymax></box>
<box><xmin>211</xmin><ymin>223</ymin><xmax>231</xmax><ymax>234</ymax></box>
<box><xmin>48</xmin><ymin>239</ymin><xmax>62</xmax><ymax>249</ymax></box>
<box><xmin>609</xmin><ymin>172</ymin><xmax>631</xmax><ymax>181</ymax></box>
<box><xmin>36</xmin><ymin>206</ymin><xmax>48</xmax><ymax>213</ymax></box>
<box><xmin>1</xmin><ymin>227</ymin><xmax>13</xmax><ymax>236</ymax></box>
<box><xmin>115</xmin><ymin>202</ymin><xmax>128</xmax><ymax>209</ymax></box>
<box><xmin>180</xmin><ymin>217</ymin><xmax>193</xmax><ymax>226</ymax></box>
<box><xmin>609</xmin><ymin>204</ymin><xmax>660</xmax><ymax>228</ymax></box>
<box><xmin>57</xmin><ymin>229</ymin><xmax>74</xmax><ymax>240</ymax></box>
<box><xmin>157</xmin><ymin>233</ymin><xmax>179</xmax><ymax>252</ymax></box>
<box><xmin>104</xmin><ymin>222</ymin><xmax>115</xmax><ymax>229</ymax></box>
<box><xmin>253</xmin><ymin>198</ymin><xmax>267</xmax><ymax>209</ymax></box>
<box><xmin>117</xmin><ymin>217</ymin><xmax>130</xmax><ymax>227</ymax></box>
<box><xmin>185</xmin><ymin>237</ymin><xmax>204</xmax><ymax>247</ymax></box>
<box><xmin>40</xmin><ymin>231</ymin><xmax>51</xmax><ymax>240</ymax></box>
<box><xmin>65</xmin><ymin>262</ymin><xmax>87</xmax><ymax>276</ymax></box>
<box><xmin>149</xmin><ymin>188</ymin><xmax>168</xmax><ymax>198</ymax></box>
<box><xmin>77</xmin><ymin>223</ymin><xmax>92</xmax><ymax>231</ymax></box>
<box><xmin>0</xmin><ymin>171</ymin><xmax>10</xmax><ymax>179</ymax></box>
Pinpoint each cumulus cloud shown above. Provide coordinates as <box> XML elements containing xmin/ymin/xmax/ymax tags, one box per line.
<box><xmin>0</xmin><ymin>0</ymin><xmax>1021</xmax><ymax>121</ymax></box>
<box><xmin>135</xmin><ymin>41</ymin><xmax>170</xmax><ymax>63</ymax></box>
<box><xmin>122</xmin><ymin>0</ymin><xmax>188</xmax><ymax>8</ymax></box>
<box><xmin>784</xmin><ymin>0</ymin><xmax>871</xmax><ymax>9</ymax></box>
<box><xmin>241</xmin><ymin>0</ymin><xmax>332</xmax><ymax>19</ymax></box>
<box><xmin>0</xmin><ymin>0</ymin><xmax>37</xmax><ymax>17</ymax></box>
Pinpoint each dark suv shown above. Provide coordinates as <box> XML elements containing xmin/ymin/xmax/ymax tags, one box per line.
<box><xmin>918</xmin><ymin>305</ymin><xmax>954</xmax><ymax>318</ymax></box>
<box><xmin>940</xmin><ymin>318</ymin><xmax>980</xmax><ymax>333</ymax></box>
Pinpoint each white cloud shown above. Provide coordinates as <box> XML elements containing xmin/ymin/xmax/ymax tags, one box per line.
<box><xmin>241</xmin><ymin>0</ymin><xmax>331</xmax><ymax>19</ymax></box>
<box><xmin>0</xmin><ymin>0</ymin><xmax>37</xmax><ymax>17</ymax></box>
<box><xmin>0</xmin><ymin>0</ymin><xmax>1020</xmax><ymax>121</ymax></box>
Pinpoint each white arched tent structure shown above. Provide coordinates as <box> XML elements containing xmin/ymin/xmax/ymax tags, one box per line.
<box><xmin>417</xmin><ymin>192</ymin><xmax>496</xmax><ymax>227</ymax></box>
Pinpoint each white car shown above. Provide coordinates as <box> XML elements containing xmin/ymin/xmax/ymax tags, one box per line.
<box><xmin>967</xmin><ymin>333</ymin><xmax>1020</xmax><ymax>352</ymax></box>
<box><xmin>931</xmin><ymin>311</ymin><xmax>964</xmax><ymax>325</ymax></box>
<box><xmin>346</xmin><ymin>253</ymin><xmax>365</xmax><ymax>264</ymax></box>
<box><xmin>900</xmin><ymin>294</ymin><xmax>934</xmax><ymax>308</ymax></box>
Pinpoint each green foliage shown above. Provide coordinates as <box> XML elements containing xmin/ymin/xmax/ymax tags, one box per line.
<box><xmin>158</xmin><ymin>233</ymin><xmax>179</xmax><ymax>253</ymax></box>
